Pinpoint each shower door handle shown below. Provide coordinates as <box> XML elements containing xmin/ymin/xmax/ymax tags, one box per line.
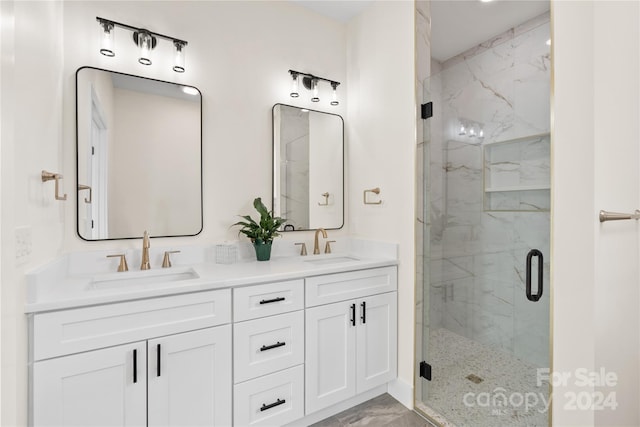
<box><xmin>526</xmin><ymin>249</ymin><xmax>544</xmax><ymax>302</ymax></box>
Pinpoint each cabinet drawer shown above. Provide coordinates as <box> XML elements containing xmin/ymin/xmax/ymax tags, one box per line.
<box><xmin>234</xmin><ymin>365</ymin><xmax>304</xmax><ymax>427</ymax></box>
<box><xmin>305</xmin><ymin>266</ymin><xmax>397</xmax><ymax>307</ymax></box>
<box><xmin>32</xmin><ymin>289</ymin><xmax>231</xmax><ymax>361</ymax></box>
<box><xmin>233</xmin><ymin>279</ymin><xmax>304</xmax><ymax>322</ymax></box>
<box><xmin>233</xmin><ymin>311</ymin><xmax>304</xmax><ymax>383</ymax></box>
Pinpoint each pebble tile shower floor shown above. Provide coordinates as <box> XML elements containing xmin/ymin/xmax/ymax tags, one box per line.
<box><xmin>415</xmin><ymin>328</ymin><xmax>550</xmax><ymax>427</ymax></box>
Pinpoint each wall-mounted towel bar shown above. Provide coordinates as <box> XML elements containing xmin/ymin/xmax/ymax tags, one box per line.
<box><xmin>599</xmin><ymin>210</ymin><xmax>640</xmax><ymax>223</ymax></box>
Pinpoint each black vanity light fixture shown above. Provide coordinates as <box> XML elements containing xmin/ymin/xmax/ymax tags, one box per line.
<box><xmin>288</xmin><ymin>69</ymin><xmax>340</xmax><ymax>106</ymax></box>
<box><xmin>97</xmin><ymin>17</ymin><xmax>188</xmax><ymax>73</ymax></box>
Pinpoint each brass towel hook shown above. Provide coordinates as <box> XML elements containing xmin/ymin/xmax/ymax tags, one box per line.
<box><xmin>363</xmin><ymin>187</ymin><xmax>382</xmax><ymax>205</ymax></box>
<box><xmin>41</xmin><ymin>170</ymin><xmax>67</xmax><ymax>201</ymax></box>
<box><xmin>78</xmin><ymin>184</ymin><xmax>92</xmax><ymax>204</ymax></box>
<box><xmin>318</xmin><ymin>192</ymin><xmax>330</xmax><ymax>206</ymax></box>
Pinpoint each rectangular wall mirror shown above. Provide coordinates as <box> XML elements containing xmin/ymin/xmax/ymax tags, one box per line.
<box><xmin>272</xmin><ymin>104</ymin><xmax>344</xmax><ymax>231</ymax></box>
<box><xmin>76</xmin><ymin>67</ymin><xmax>202</xmax><ymax>240</ymax></box>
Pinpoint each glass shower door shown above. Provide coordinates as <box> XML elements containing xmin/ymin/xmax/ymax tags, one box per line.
<box><xmin>416</xmin><ymin>16</ymin><xmax>551</xmax><ymax>427</ymax></box>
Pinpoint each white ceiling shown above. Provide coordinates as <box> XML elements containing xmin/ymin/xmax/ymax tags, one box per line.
<box><xmin>291</xmin><ymin>0</ymin><xmax>549</xmax><ymax>62</ymax></box>
<box><xmin>430</xmin><ymin>1</ymin><xmax>550</xmax><ymax>62</ymax></box>
<box><xmin>290</xmin><ymin>0</ymin><xmax>373</xmax><ymax>23</ymax></box>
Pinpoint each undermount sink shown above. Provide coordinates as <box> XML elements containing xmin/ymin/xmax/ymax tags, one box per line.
<box><xmin>304</xmin><ymin>256</ymin><xmax>360</xmax><ymax>266</ymax></box>
<box><xmin>88</xmin><ymin>267</ymin><xmax>199</xmax><ymax>290</ymax></box>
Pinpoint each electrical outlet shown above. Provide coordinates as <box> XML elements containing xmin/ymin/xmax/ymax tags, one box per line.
<box><xmin>16</xmin><ymin>226</ymin><xmax>32</xmax><ymax>260</ymax></box>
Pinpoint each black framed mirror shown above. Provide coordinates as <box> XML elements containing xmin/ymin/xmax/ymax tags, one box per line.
<box><xmin>272</xmin><ymin>103</ymin><xmax>344</xmax><ymax>231</ymax></box>
<box><xmin>76</xmin><ymin>67</ymin><xmax>202</xmax><ymax>240</ymax></box>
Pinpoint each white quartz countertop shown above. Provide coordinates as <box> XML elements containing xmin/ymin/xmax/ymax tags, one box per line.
<box><xmin>25</xmin><ymin>238</ymin><xmax>398</xmax><ymax>313</ymax></box>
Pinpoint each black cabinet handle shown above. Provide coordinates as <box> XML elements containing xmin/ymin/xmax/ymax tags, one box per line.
<box><xmin>133</xmin><ymin>349</ymin><xmax>137</xmax><ymax>384</ymax></box>
<box><xmin>260</xmin><ymin>341</ymin><xmax>286</xmax><ymax>352</ymax></box>
<box><xmin>350</xmin><ymin>303</ymin><xmax>356</xmax><ymax>326</ymax></box>
<box><xmin>361</xmin><ymin>301</ymin><xmax>366</xmax><ymax>324</ymax></box>
<box><xmin>259</xmin><ymin>297</ymin><xmax>285</xmax><ymax>305</ymax></box>
<box><xmin>260</xmin><ymin>398</ymin><xmax>286</xmax><ymax>412</ymax></box>
<box><xmin>526</xmin><ymin>249</ymin><xmax>544</xmax><ymax>302</ymax></box>
<box><xmin>157</xmin><ymin>344</ymin><xmax>161</xmax><ymax>377</ymax></box>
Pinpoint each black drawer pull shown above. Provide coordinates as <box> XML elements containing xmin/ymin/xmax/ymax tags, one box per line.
<box><xmin>133</xmin><ymin>349</ymin><xmax>137</xmax><ymax>384</ymax></box>
<box><xmin>260</xmin><ymin>341</ymin><xmax>286</xmax><ymax>352</ymax></box>
<box><xmin>260</xmin><ymin>398</ymin><xmax>286</xmax><ymax>412</ymax></box>
<box><xmin>157</xmin><ymin>344</ymin><xmax>161</xmax><ymax>377</ymax></box>
<box><xmin>259</xmin><ymin>297</ymin><xmax>285</xmax><ymax>305</ymax></box>
<box><xmin>361</xmin><ymin>301</ymin><xmax>366</xmax><ymax>324</ymax></box>
<box><xmin>350</xmin><ymin>303</ymin><xmax>356</xmax><ymax>326</ymax></box>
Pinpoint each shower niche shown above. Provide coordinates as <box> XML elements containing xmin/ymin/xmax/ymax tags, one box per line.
<box><xmin>483</xmin><ymin>132</ymin><xmax>550</xmax><ymax>212</ymax></box>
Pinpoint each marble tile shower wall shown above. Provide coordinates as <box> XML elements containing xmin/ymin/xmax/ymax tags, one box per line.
<box><xmin>427</xmin><ymin>14</ymin><xmax>550</xmax><ymax>368</ymax></box>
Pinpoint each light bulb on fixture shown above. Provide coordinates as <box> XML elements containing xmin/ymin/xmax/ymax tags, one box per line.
<box><xmin>173</xmin><ymin>41</ymin><xmax>186</xmax><ymax>73</ymax></box>
<box><xmin>99</xmin><ymin>20</ymin><xmax>115</xmax><ymax>57</ymax></box>
<box><xmin>469</xmin><ymin>126</ymin><xmax>476</xmax><ymax>137</ymax></box>
<box><xmin>287</xmin><ymin>70</ymin><xmax>341</xmax><ymax>105</ymax></box>
<box><xmin>95</xmin><ymin>17</ymin><xmax>188</xmax><ymax>72</ymax></box>
<box><xmin>135</xmin><ymin>30</ymin><xmax>156</xmax><ymax>65</ymax></box>
<box><xmin>478</xmin><ymin>128</ymin><xmax>484</xmax><ymax>140</ymax></box>
<box><xmin>458</xmin><ymin>123</ymin><xmax>466</xmax><ymax>136</ymax></box>
<box><xmin>290</xmin><ymin>72</ymin><xmax>300</xmax><ymax>98</ymax></box>
<box><xmin>330</xmin><ymin>81</ymin><xmax>339</xmax><ymax>106</ymax></box>
<box><xmin>311</xmin><ymin>79</ymin><xmax>319</xmax><ymax>102</ymax></box>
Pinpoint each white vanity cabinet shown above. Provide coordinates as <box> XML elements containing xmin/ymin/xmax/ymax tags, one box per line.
<box><xmin>232</xmin><ymin>279</ymin><xmax>305</xmax><ymax>427</ymax></box>
<box><xmin>29</xmin><ymin>261</ymin><xmax>398</xmax><ymax>427</ymax></box>
<box><xmin>304</xmin><ymin>267</ymin><xmax>398</xmax><ymax>415</ymax></box>
<box><xmin>30</xmin><ymin>289</ymin><xmax>232</xmax><ymax>427</ymax></box>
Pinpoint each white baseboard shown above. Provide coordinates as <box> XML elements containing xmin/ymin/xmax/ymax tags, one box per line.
<box><xmin>387</xmin><ymin>377</ymin><xmax>414</xmax><ymax>409</ymax></box>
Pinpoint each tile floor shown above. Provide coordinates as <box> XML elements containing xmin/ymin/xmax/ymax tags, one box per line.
<box><xmin>310</xmin><ymin>394</ymin><xmax>434</xmax><ymax>427</ymax></box>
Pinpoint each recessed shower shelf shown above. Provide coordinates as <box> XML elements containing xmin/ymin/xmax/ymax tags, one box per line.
<box><xmin>482</xmin><ymin>132</ymin><xmax>550</xmax><ymax>146</ymax></box>
<box><xmin>483</xmin><ymin>133</ymin><xmax>551</xmax><ymax>212</ymax></box>
<box><xmin>485</xmin><ymin>185</ymin><xmax>550</xmax><ymax>193</ymax></box>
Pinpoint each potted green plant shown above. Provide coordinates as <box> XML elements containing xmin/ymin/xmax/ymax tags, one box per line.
<box><xmin>232</xmin><ymin>197</ymin><xmax>286</xmax><ymax>261</ymax></box>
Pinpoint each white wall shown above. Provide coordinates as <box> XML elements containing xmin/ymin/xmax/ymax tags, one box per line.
<box><xmin>0</xmin><ymin>2</ymin><xmax>66</xmax><ymax>426</ymax></box>
<box><xmin>62</xmin><ymin>1</ymin><xmax>349</xmax><ymax>254</ymax></box>
<box><xmin>346</xmin><ymin>1</ymin><xmax>416</xmax><ymax>407</ymax></box>
<box><xmin>3</xmin><ymin>1</ymin><xmax>351</xmax><ymax>424</ymax></box>
<box><xmin>552</xmin><ymin>1</ymin><xmax>640</xmax><ymax>426</ymax></box>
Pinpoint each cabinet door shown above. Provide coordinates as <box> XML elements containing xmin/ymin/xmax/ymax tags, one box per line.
<box><xmin>356</xmin><ymin>292</ymin><xmax>397</xmax><ymax>393</ymax></box>
<box><xmin>147</xmin><ymin>325</ymin><xmax>232</xmax><ymax>427</ymax></box>
<box><xmin>305</xmin><ymin>300</ymin><xmax>356</xmax><ymax>414</ymax></box>
<box><xmin>32</xmin><ymin>342</ymin><xmax>146</xmax><ymax>427</ymax></box>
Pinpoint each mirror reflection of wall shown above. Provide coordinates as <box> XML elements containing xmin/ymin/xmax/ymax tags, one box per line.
<box><xmin>76</xmin><ymin>67</ymin><xmax>203</xmax><ymax>240</ymax></box>
<box><xmin>273</xmin><ymin>104</ymin><xmax>344</xmax><ymax>231</ymax></box>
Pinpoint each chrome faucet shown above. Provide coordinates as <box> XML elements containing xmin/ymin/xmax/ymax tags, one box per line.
<box><xmin>313</xmin><ymin>228</ymin><xmax>328</xmax><ymax>255</ymax></box>
<box><xmin>141</xmin><ymin>230</ymin><xmax>151</xmax><ymax>270</ymax></box>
